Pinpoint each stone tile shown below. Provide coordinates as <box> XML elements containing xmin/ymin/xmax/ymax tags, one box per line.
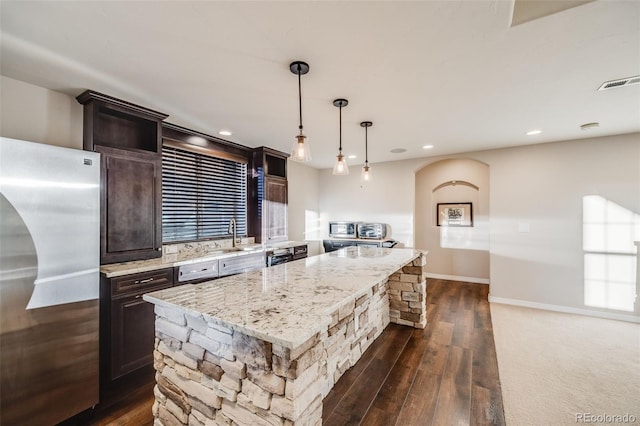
<box><xmin>246</xmin><ymin>367</ymin><xmax>285</xmax><ymax>396</ymax></box>
<box><xmin>156</xmin><ymin>305</ymin><xmax>187</xmax><ymax>326</ymax></box>
<box><xmin>220</xmin><ymin>358</ymin><xmax>246</xmax><ymax>380</ymax></box>
<box><xmin>157</xmin><ymin>318</ymin><xmax>190</xmax><ymax>343</ymax></box>
<box><xmin>241</xmin><ymin>378</ymin><xmax>273</xmax><ymax>410</ymax></box>
<box><xmin>233</xmin><ymin>333</ymin><xmax>272</xmax><ymax>370</ymax></box>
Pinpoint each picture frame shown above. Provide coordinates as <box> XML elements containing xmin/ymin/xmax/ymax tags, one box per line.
<box><xmin>437</xmin><ymin>202</ymin><xmax>473</xmax><ymax>227</ymax></box>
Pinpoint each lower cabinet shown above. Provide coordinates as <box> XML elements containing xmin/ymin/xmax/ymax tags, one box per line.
<box><xmin>100</xmin><ymin>255</ymin><xmax>268</xmax><ymax>386</ymax></box>
<box><xmin>100</xmin><ymin>268</ymin><xmax>173</xmax><ymax>385</ymax></box>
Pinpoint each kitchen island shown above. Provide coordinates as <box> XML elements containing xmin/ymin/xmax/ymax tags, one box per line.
<box><xmin>144</xmin><ymin>246</ymin><xmax>427</xmax><ymax>426</ymax></box>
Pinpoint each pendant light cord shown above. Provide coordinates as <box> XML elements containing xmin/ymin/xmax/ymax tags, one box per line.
<box><xmin>339</xmin><ymin>105</ymin><xmax>342</xmax><ymax>151</ymax></box>
<box><xmin>365</xmin><ymin>125</ymin><xmax>368</xmax><ymax>163</ymax></box>
<box><xmin>297</xmin><ymin>66</ymin><xmax>303</xmax><ymax>132</ymax></box>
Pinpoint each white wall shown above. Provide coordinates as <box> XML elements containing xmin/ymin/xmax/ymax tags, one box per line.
<box><xmin>479</xmin><ymin>134</ymin><xmax>639</xmax><ymax>320</ymax></box>
<box><xmin>0</xmin><ymin>76</ymin><xmax>83</xmax><ymax>148</ymax></box>
<box><xmin>319</xmin><ymin>133</ymin><xmax>640</xmax><ymax>320</ymax></box>
<box><xmin>287</xmin><ymin>160</ymin><xmax>322</xmax><ymax>256</ymax></box>
<box><xmin>318</xmin><ymin>162</ymin><xmax>417</xmax><ymax>247</ymax></box>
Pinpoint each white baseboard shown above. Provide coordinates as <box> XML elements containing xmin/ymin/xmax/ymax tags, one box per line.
<box><xmin>425</xmin><ymin>273</ymin><xmax>489</xmax><ymax>285</ymax></box>
<box><xmin>488</xmin><ymin>295</ymin><xmax>640</xmax><ymax>323</ymax></box>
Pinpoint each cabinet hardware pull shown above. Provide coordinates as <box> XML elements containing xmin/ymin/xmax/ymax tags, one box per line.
<box><xmin>134</xmin><ymin>278</ymin><xmax>155</xmax><ymax>284</ymax></box>
<box><xmin>135</xmin><ymin>294</ymin><xmax>142</xmax><ymax>299</ymax></box>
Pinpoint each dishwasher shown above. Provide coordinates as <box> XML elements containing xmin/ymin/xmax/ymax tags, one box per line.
<box><xmin>175</xmin><ymin>259</ymin><xmax>219</xmax><ymax>284</ymax></box>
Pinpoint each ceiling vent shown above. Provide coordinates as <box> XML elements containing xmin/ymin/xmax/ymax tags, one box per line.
<box><xmin>597</xmin><ymin>75</ymin><xmax>640</xmax><ymax>91</ymax></box>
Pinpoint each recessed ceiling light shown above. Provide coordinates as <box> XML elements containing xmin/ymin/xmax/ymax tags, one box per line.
<box><xmin>218</xmin><ymin>130</ymin><xmax>232</xmax><ymax>136</ymax></box>
<box><xmin>526</xmin><ymin>129</ymin><xmax>542</xmax><ymax>136</ymax></box>
<box><xmin>347</xmin><ymin>154</ymin><xmax>357</xmax><ymax>159</ymax></box>
<box><xmin>422</xmin><ymin>145</ymin><xmax>434</xmax><ymax>150</ymax></box>
<box><xmin>390</xmin><ymin>148</ymin><xmax>406</xmax><ymax>154</ymax></box>
<box><xmin>580</xmin><ymin>122</ymin><xmax>600</xmax><ymax>131</ymax></box>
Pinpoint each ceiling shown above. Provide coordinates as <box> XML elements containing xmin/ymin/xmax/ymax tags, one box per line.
<box><xmin>1</xmin><ymin>1</ymin><xmax>638</xmax><ymax>169</ymax></box>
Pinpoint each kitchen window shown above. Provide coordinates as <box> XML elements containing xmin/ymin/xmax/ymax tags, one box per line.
<box><xmin>162</xmin><ymin>142</ymin><xmax>247</xmax><ymax>243</ymax></box>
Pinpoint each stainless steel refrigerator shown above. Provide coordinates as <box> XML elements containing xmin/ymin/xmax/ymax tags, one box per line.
<box><xmin>0</xmin><ymin>137</ymin><xmax>100</xmax><ymax>425</ymax></box>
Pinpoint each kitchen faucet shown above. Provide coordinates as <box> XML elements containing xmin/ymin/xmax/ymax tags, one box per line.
<box><xmin>228</xmin><ymin>218</ymin><xmax>237</xmax><ymax>248</ymax></box>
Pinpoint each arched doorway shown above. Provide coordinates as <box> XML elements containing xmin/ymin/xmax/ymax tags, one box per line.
<box><xmin>414</xmin><ymin>158</ymin><xmax>490</xmax><ymax>283</ymax></box>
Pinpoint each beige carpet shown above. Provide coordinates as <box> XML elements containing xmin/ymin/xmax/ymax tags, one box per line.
<box><xmin>491</xmin><ymin>303</ymin><xmax>640</xmax><ymax>425</ymax></box>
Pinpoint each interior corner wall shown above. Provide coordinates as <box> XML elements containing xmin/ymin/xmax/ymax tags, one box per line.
<box><xmin>0</xmin><ymin>75</ymin><xmax>83</xmax><ymax>149</ymax></box>
<box><xmin>287</xmin><ymin>160</ymin><xmax>322</xmax><ymax>256</ymax></box>
<box><xmin>414</xmin><ymin>158</ymin><xmax>490</xmax><ymax>281</ymax></box>
<box><xmin>478</xmin><ymin>133</ymin><xmax>640</xmax><ymax>319</ymax></box>
<box><xmin>317</xmin><ymin>161</ymin><xmax>418</xmax><ymax>248</ymax></box>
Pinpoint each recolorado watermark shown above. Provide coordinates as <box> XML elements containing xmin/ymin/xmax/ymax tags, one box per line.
<box><xmin>576</xmin><ymin>413</ymin><xmax>637</xmax><ymax>423</ymax></box>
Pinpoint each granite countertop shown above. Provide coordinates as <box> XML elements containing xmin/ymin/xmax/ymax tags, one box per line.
<box><xmin>143</xmin><ymin>246</ymin><xmax>423</xmax><ymax>349</ymax></box>
<box><xmin>100</xmin><ymin>240</ymin><xmax>308</xmax><ymax>278</ymax></box>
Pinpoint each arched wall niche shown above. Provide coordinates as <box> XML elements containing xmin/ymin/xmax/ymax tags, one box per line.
<box><xmin>414</xmin><ymin>158</ymin><xmax>490</xmax><ymax>282</ymax></box>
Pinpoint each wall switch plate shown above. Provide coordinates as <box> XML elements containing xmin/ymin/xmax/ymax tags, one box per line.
<box><xmin>518</xmin><ymin>222</ymin><xmax>530</xmax><ymax>233</ymax></box>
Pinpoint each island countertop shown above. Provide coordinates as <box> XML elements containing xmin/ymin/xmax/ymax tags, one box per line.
<box><xmin>143</xmin><ymin>246</ymin><xmax>424</xmax><ymax>350</ymax></box>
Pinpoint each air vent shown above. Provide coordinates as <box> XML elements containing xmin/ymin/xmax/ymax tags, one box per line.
<box><xmin>597</xmin><ymin>75</ymin><xmax>640</xmax><ymax>91</ymax></box>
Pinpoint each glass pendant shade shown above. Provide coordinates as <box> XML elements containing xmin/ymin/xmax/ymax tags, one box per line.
<box><xmin>291</xmin><ymin>132</ymin><xmax>311</xmax><ymax>162</ymax></box>
<box><xmin>360</xmin><ymin>121</ymin><xmax>373</xmax><ymax>183</ymax></box>
<box><xmin>361</xmin><ymin>162</ymin><xmax>372</xmax><ymax>182</ymax></box>
<box><xmin>332</xmin><ymin>98</ymin><xmax>349</xmax><ymax>175</ymax></box>
<box><xmin>333</xmin><ymin>151</ymin><xmax>349</xmax><ymax>175</ymax></box>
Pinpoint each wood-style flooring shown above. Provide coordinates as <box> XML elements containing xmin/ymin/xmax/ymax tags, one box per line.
<box><xmin>322</xmin><ymin>279</ymin><xmax>505</xmax><ymax>425</ymax></box>
<box><xmin>59</xmin><ymin>279</ymin><xmax>504</xmax><ymax>425</ymax></box>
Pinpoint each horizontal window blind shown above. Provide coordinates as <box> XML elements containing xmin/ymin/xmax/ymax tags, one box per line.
<box><xmin>162</xmin><ymin>145</ymin><xmax>247</xmax><ymax>243</ymax></box>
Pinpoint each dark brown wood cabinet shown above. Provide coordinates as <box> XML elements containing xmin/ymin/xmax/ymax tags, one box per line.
<box><xmin>77</xmin><ymin>90</ymin><xmax>168</xmax><ymax>264</ymax></box>
<box><xmin>97</xmin><ymin>145</ymin><xmax>162</xmax><ymax>264</ymax></box>
<box><xmin>100</xmin><ymin>268</ymin><xmax>173</xmax><ymax>383</ymax></box>
<box><xmin>252</xmin><ymin>147</ymin><xmax>289</xmax><ymax>243</ymax></box>
<box><xmin>264</xmin><ymin>178</ymin><xmax>288</xmax><ymax>242</ymax></box>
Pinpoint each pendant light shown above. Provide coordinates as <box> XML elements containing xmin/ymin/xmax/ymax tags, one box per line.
<box><xmin>332</xmin><ymin>98</ymin><xmax>349</xmax><ymax>175</ymax></box>
<box><xmin>289</xmin><ymin>61</ymin><xmax>311</xmax><ymax>162</ymax></box>
<box><xmin>360</xmin><ymin>121</ymin><xmax>373</xmax><ymax>182</ymax></box>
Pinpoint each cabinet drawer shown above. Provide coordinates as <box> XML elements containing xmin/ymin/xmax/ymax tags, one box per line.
<box><xmin>111</xmin><ymin>268</ymin><xmax>173</xmax><ymax>298</ymax></box>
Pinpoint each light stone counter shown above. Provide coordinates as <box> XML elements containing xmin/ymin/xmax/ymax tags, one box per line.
<box><xmin>144</xmin><ymin>247</ymin><xmax>423</xmax><ymax>349</ymax></box>
<box><xmin>100</xmin><ymin>239</ymin><xmax>308</xmax><ymax>278</ymax></box>
<box><xmin>144</xmin><ymin>246</ymin><xmax>428</xmax><ymax>425</ymax></box>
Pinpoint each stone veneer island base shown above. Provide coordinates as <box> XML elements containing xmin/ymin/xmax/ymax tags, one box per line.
<box><xmin>144</xmin><ymin>247</ymin><xmax>427</xmax><ymax>426</ymax></box>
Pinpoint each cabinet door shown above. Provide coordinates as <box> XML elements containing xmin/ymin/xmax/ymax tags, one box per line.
<box><xmin>109</xmin><ymin>292</ymin><xmax>160</xmax><ymax>380</ymax></box>
<box><xmin>98</xmin><ymin>146</ymin><xmax>162</xmax><ymax>264</ymax></box>
<box><xmin>264</xmin><ymin>178</ymin><xmax>287</xmax><ymax>242</ymax></box>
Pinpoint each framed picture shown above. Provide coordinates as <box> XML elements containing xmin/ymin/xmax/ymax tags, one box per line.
<box><xmin>437</xmin><ymin>202</ymin><xmax>473</xmax><ymax>227</ymax></box>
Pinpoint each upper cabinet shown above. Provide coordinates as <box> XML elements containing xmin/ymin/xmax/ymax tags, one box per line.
<box><xmin>77</xmin><ymin>91</ymin><xmax>168</xmax><ymax>264</ymax></box>
<box><xmin>252</xmin><ymin>147</ymin><xmax>289</xmax><ymax>243</ymax></box>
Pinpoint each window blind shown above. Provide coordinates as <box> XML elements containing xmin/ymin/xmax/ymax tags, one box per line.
<box><xmin>162</xmin><ymin>145</ymin><xmax>247</xmax><ymax>243</ymax></box>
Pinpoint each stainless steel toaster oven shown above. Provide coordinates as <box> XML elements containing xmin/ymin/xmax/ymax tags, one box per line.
<box><xmin>356</xmin><ymin>222</ymin><xmax>387</xmax><ymax>239</ymax></box>
<box><xmin>329</xmin><ymin>221</ymin><xmax>357</xmax><ymax>238</ymax></box>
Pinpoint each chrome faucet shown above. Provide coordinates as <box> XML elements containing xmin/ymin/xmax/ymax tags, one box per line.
<box><xmin>228</xmin><ymin>218</ymin><xmax>237</xmax><ymax>247</ymax></box>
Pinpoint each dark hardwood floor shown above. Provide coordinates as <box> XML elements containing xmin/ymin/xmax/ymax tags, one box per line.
<box><xmin>322</xmin><ymin>279</ymin><xmax>505</xmax><ymax>426</ymax></box>
<box><xmin>58</xmin><ymin>366</ymin><xmax>155</xmax><ymax>426</ymax></box>
<box><xmin>58</xmin><ymin>279</ymin><xmax>504</xmax><ymax>425</ymax></box>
